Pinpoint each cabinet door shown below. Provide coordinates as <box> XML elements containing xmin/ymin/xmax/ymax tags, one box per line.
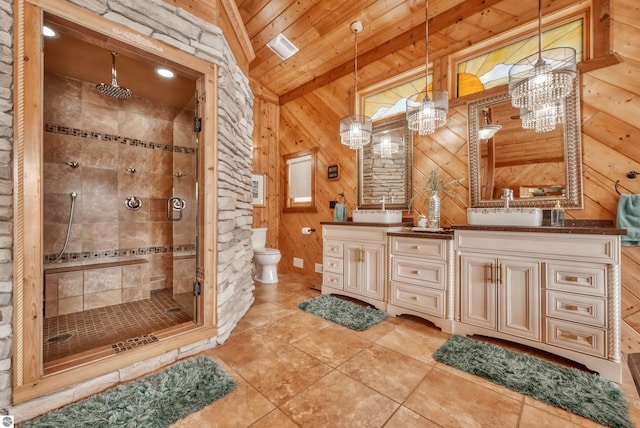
<box><xmin>461</xmin><ymin>254</ymin><xmax>497</xmax><ymax>330</ymax></box>
<box><xmin>344</xmin><ymin>244</ymin><xmax>364</xmax><ymax>295</ymax></box>
<box><xmin>361</xmin><ymin>244</ymin><xmax>385</xmax><ymax>300</ymax></box>
<box><xmin>499</xmin><ymin>258</ymin><xmax>540</xmax><ymax>341</ymax></box>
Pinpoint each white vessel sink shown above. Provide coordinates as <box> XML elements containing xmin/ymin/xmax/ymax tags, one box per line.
<box><xmin>352</xmin><ymin>209</ymin><xmax>403</xmax><ymax>224</ymax></box>
<box><xmin>467</xmin><ymin>208</ymin><xmax>543</xmax><ymax>227</ymax></box>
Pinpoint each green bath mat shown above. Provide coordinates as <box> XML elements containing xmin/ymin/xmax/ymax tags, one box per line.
<box><xmin>298</xmin><ymin>294</ymin><xmax>388</xmax><ymax>331</ymax></box>
<box><xmin>433</xmin><ymin>335</ymin><xmax>633</xmax><ymax>428</ymax></box>
<box><xmin>23</xmin><ymin>356</ymin><xmax>237</xmax><ymax>427</ymax></box>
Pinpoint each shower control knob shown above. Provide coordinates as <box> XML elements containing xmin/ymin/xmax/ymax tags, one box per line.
<box><xmin>124</xmin><ymin>196</ymin><xmax>142</xmax><ymax>211</ymax></box>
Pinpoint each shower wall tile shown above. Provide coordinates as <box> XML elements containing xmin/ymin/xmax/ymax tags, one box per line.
<box><xmin>44</xmin><ymin>193</ymin><xmax>83</xmax><ymax>224</ymax></box>
<box><xmin>118</xmin><ymin>170</ymin><xmax>151</xmax><ymax>198</ymax></box>
<box><xmin>149</xmin><ymin>198</ymin><xmax>168</xmax><ymax>222</ymax></box>
<box><xmin>81</xmin><ymin>139</ymin><xmax>119</xmax><ymax>170</ymax></box>
<box><xmin>84</xmin><ymin>267</ymin><xmax>122</xmax><ymax>293</ymax></box>
<box><xmin>122</xmin><ymin>263</ymin><xmax>149</xmax><ymax>288</ymax></box>
<box><xmin>82</xmin><ymin>167</ymin><xmax>118</xmax><ymax>195</ymax></box>
<box><xmin>118</xmin><ymin>144</ymin><xmax>153</xmax><ymax>173</ymax></box>
<box><xmin>58</xmin><ymin>296</ymin><xmax>84</xmax><ymax>316</ymax></box>
<box><xmin>44</xmin><ymin>223</ymin><xmax>83</xmax><ymax>255</ymax></box>
<box><xmin>149</xmin><ymin>173</ymin><xmax>173</xmax><ymax>199</ymax></box>
<box><xmin>173</xmin><ymin>257</ymin><xmax>196</xmax><ymax>294</ymax></box>
<box><xmin>84</xmin><ymin>290</ymin><xmax>122</xmax><ymax>311</ymax></box>
<box><xmin>57</xmin><ymin>272</ymin><xmax>84</xmax><ymax>298</ymax></box>
<box><xmin>119</xmin><ymin>223</ymin><xmax>151</xmax><ymax>249</ymax></box>
<box><xmin>83</xmin><ymin>195</ymin><xmax>119</xmax><ymax>224</ymax></box>
<box><xmin>122</xmin><ymin>287</ymin><xmax>145</xmax><ymax>302</ymax></box>
<box><xmin>44</xmin><ymin>73</ymin><xmax>82</xmax><ymax>124</ymax></box>
<box><xmin>81</xmin><ymin>102</ymin><xmax>118</xmax><ymax>135</ymax></box>
<box><xmin>43</xmin><ymin>133</ymin><xmax>83</xmax><ymax>164</ymax></box>
<box><xmin>150</xmin><ymin>222</ymin><xmax>173</xmax><ymax>247</ymax></box>
<box><xmin>82</xmin><ymin>223</ymin><xmax>118</xmax><ymax>252</ymax></box>
<box><xmin>44</xmin><ymin>163</ymin><xmax>83</xmax><ymax>195</ymax></box>
<box><xmin>149</xmin><ymin>253</ymin><xmax>173</xmax><ymax>290</ymax></box>
<box><xmin>149</xmin><ymin>149</ymin><xmax>173</xmax><ymax>175</ymax></box>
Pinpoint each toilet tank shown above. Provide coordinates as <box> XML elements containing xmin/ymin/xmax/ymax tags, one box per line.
<box><xmin>251</xmin><ymin>228</ymin><xmax>267</xmax><ymax>249</ymax></box>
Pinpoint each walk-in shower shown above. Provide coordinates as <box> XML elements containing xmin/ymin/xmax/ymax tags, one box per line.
<box><xmin>41</xmin><ymin>24</ymin><xmax>199</xmax><ymax>366</ymax></box>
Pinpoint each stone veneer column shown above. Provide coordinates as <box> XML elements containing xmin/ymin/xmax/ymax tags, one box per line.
<box><xmin>3</xmin><ymin>0</ymin><xmax>255</xmax><ymax>417</ymax></box>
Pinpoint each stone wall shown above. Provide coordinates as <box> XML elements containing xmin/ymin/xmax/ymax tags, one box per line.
<box><xmin>4</xmin><ymin>0</ymin><xmax>254</xmax><ymax>419</ymax></box>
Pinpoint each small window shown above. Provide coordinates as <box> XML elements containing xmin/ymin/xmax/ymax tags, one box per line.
<box><xmin>283</xmin><ymin>148</ymin><xmax>317</xmax><ymax>213</ymax></box>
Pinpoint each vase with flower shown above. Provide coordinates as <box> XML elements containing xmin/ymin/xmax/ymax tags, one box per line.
<box><xmin>410</xmin><ymin>167</ymin><xmax>463</xmax><ymax>230</ymax></box>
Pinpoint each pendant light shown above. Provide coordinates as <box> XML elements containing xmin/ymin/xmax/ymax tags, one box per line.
<box><xmin>340</xmin><ymin>21</ymin><xmax>372</xmax><ymax>150</ymax></box>
<box><xmin>478</xmin><ymin>108</ymin><xmax>502</xmax><ymax>140</ymax></box>
<box><xmin>508</xmin><ymin>0</ymin><xmax>576</xmax><ymax>132</ymax></box>
<box><xmin>372</xmin><ymin>128</ymin><xmax>401</xmax><ymax>158</ymax></box>
<box><xmin>406</xmin><ymin>0</ymin><xmax>448</xmax><ymax>136</ymax></box>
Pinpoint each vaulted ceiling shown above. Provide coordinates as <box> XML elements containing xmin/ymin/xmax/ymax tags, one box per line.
<box><xmin>236</xmin><ymin>0</ymin><xmax>591</xmax><ymax>103</ymax></box>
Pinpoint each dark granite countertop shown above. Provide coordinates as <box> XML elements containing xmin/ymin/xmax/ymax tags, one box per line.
<box><xmin>451</xmin><ymin>219</ymin><xmax>626</xmax><ymax>236</ymax></box>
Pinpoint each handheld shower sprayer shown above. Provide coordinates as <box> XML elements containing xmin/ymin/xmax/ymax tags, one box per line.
<box><xmin>45</xmin><ymin>192</ymin><xmax>77</xmax><ymax>264</ymax></box>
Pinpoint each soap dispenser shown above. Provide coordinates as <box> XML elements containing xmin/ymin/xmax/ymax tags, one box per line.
<box><xmin>551</xmin><ymin>201</ymin><xmax>565</xmax><ymax>227</ymax></box>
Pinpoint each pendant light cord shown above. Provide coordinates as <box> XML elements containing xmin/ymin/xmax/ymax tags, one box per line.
<box><xmin>354</xmin><ymin>28</ymin><xmax>359</xmax><ymax>116</ymax></box>
<box><xmin>424</xmin><ymin>0</ymin><xmax>431</xmax><ymax>100</ymax></box>
<box><xmin>537</xmin><ymin>0</ymin><xmax>543</xmax><ymax>62</ymax></box>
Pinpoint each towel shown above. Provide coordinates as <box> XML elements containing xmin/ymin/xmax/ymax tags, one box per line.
<box><xmin>333</xmin><ymin>203</ymin><xmax>347</xmax><ymax>222</ymax></box>
<box><xmin>617</xmin><ymin>193</ymin><xmax>640</xmax><ymax>246</ymax></box>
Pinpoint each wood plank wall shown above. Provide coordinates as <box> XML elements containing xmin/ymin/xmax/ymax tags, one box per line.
<box><xmin>251</xmin><ymin>0</ymin><xmax>640</xmax><ymax>354</ymax></box>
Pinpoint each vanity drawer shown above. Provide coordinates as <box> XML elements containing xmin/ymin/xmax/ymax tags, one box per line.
<box><xmin>324</xmin><ymin>241</ymin><xmax>343</xmax><ymax>258</ymax></box>
<box><xmin>546</xmin><ymin>263</ymin><xmax>606</xmax><ymax>297</ymax></box>
<box><xmin>391</xmin><ymin>236</ymin><xmax>447</xmax><ymax>261</ymax></box>
<box><xmin>391</xmin><ymin>257</ymin><xmax>446</xmax><ymax>289</ymax></box>
<box><xmin>546</xmin><ymin>290</ymin><xmax>606</xmax><ymax>327</ymax></box>
<box><xmin>546</xmin><ymin>318</ymin><xmax>606</xmax><ymax>358</ymax></box>
<box><xmin>323</xmin><ymin>271</ymin><xmax>343</xmax><ymax>289</ymax></box>
<box><xmin>324</xmin><ymin>257</ymin><xmax>343</xmax><ymax>274</ymax></box>
<box><xmin>391</xmin><ymin>282</ymin><xmax>445</xmax><ymax>317</ymax></box>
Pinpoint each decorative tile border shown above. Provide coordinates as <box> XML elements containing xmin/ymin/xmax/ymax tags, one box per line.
<box><xmin>44</xmin><ymin>244</ymin><xmax>196</xmax><ymax>264</ymax></box>
<box><xmin>44</xmin><ymin>123</ymin><xmax>196</xmax><ymax>154</ymax></box>
<box><xmin>112</xmin><ymin>334</ymin><xmax>159</xmax><ymax>353</ymax></box>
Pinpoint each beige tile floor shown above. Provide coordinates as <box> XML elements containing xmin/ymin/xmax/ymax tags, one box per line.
<box><xmin>173</xmin><ymin>271</ymin><xmax>640</xmax><ymax>427</ymax></box>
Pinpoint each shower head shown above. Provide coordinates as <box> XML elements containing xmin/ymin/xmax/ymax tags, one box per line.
<box><xmin>96</xmin><ymin>51</ymin><xmax>132</xmax><ymax>99</ymax></box>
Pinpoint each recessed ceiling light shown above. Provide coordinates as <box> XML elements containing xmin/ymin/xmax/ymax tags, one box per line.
<box><xmin>156</xmin><ymin>68</ymin><xmax>175</xmax><ymax>79</ymax></box>
<box><xmin>267</xmin><ymin>33</ymin><xmax>299</xmax><ymax>60</ymax></box>
<box><xmin>42</xmin><ymin>26</ymin><xmax>57</xmax><ymax>38</ymax></box>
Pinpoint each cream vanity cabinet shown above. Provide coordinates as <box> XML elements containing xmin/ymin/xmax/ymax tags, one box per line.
<box><xmin>322</xmin><ymin>224</ymin><xmax>402</xmax><ymax>310</ymax></box>
<box><xmin>387</xmin><ymin>233</ymin><xmax>455</xmax><ymax>333</ymax></box>
<box><xmin>454</xmin><ymin>227</ymin><xmax>623</xmax><ymax>382</ymax></box>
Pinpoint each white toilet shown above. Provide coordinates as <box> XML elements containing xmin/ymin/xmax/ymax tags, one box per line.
<box><xmin>251</xmin><ymin>228</ymin><xmax>281</xmax><ymax>283</ymax></box>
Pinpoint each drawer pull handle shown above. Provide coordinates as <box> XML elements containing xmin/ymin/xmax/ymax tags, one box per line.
<box><xmin>410</xmin><ymin>296</ymin><xmax>418</xmax><ymax>300</ymax></box>
<box><xmin>412</xmin><ymin>245</ymin><xmax>420</xmax><ymax>250</ymax></box>
<box><xmin>412</xmin><ymin>270</ymin><xmax>420</xmax><ymax>275</ymax></box>
<box><xmin>330</xmin><ymin>263</ymin><xmax>336</xmax><ymax>268</ymax></box>
<box><xmin>562</xmin><ymin>304</ymin><xmax>579</xmax><ymax>311</ymax></box>
<box><xmin>565</xmin><ymin>276</ymin><xmax>579</xmax><ymax>282</ymax></box>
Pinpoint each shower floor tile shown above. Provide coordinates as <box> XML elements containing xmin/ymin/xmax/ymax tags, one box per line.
<box><xmin>43</xmin><ymin>289</ymin><xmax>193</xmax><ymax>363</ymax></box>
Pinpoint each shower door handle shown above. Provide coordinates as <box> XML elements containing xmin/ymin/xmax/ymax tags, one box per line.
<box><xmin>167</xmin><ymin>197</ymin><xmax>186</xmax><ymax>221</ymax></box>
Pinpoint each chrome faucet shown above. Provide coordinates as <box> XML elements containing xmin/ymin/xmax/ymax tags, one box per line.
<box><xmin>380</xmin><ymin>195</ymin><xmax>386</xmax><ymax>210</ymax></box>
<box><xmin>502</xmin><ymin>188</ymin><xmax>513</xmax><ymax>208</ymax></box>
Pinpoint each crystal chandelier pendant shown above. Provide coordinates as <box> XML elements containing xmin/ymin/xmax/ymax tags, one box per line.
<box><xmin>405</xmin><ymin>0</ymin><xmax>448</xmax><ymax>136</ymax></box>
<box><xmin>340</xmin><ymin>115</ymin><xmax>373</xmax><ymax>150</ymax></box>
<box><xmin>372</xmin><ymin>129</ymin><xmax>401</xmax><ymax>158</ymax></box>
<box><xmin>406</xmin><ymin>92</ymin><xmax>448</xmax><ymax>136</ymax></box>
<box><xmin>521</xmin><ymin>101</ymin><xmax>564</xmax><ymax>133</ymax></box>
<box><xmin>339</xmin><ymin>21</ymin><xmax>372</xmax><ymax>150</ymax></box>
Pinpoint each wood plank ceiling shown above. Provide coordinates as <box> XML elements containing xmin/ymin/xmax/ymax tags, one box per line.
<box><xmin>237</xmin><ymin>0</ymin><xmax>587</xmax><ymax>103</ymax></box>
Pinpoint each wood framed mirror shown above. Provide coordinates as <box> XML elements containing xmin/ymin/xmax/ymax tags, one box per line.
<box><xmin>467</xmin><ymin>87</ymin><xmax>583</xmax><ymax>208</ymax></box>
<box><xmin>357</xmin><ymin>114</ymin><xmax>413</xmax><ymax>209</ymax></box>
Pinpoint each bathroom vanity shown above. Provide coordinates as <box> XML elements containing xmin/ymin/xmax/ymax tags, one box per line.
<box><xmin>453</xmin><ymin>224</ymin><xmax>624</xmax><ymax>382</ymax></box>
<box><xmin>320</xmin><ymin>221</ymin><xmax>625</xmax><ymax>382</ymax></box>
<box><xmin>322</xmin><ymin>223</ymin><xmax>404</xmax><ymax>310</ymax></box>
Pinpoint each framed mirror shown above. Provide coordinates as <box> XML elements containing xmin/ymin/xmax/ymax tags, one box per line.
<box><xmin>357</xmin><ymin>114</ymin><xmax>413</xmax><ymax>209</ymax></box>
<box><xmin>467</xmin><ymin>87</ymin><xmax>583</xmax><ymax>208</ymax></box>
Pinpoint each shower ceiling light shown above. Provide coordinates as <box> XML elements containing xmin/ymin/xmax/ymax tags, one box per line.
<box><xmin>406</xmin><ymin>0</ymin><xmax>448</xmax><ymax>136</ymax></box>
<box><xmin>339</xmin><ymin>21</ymin><xmax>372</xmax><ymax>150</ymax></box>
<box><xmin>42</xmin><ymin>25</ymin><xmax>57</xmax><ymax>38</ymax></box>
<box><xmin>156</xmin><ymin>68</ymin><xmax>175</xmax><ymax>78</ymax></box>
